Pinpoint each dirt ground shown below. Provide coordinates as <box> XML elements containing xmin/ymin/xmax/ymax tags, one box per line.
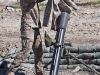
<box><xmin>66</xmin><ymin>5</ymin><xmax>100</xmax><ymax>45</ymax></box>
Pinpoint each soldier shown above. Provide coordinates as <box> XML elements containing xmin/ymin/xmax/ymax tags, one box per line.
<box><xmin>6</xmin><ymin>0</ymin><xmax>78</xmax><ymax>75</ymax></box>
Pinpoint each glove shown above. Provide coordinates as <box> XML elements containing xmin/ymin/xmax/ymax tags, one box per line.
<box><xmin>51</xmin><ymin>0</ymin><xmax>79</xmax><ymax>30</ymax></box>
<box><xmin>58</xmin><ymin>0</ymin><xmax>79</xmax><ymax>14</ymax></box>
<box><xmin>63</xmin><ymin>0</ymin><xmax>78</xmax><ymax>10</ymax></box>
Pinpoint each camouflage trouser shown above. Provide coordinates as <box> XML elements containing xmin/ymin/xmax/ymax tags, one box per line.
<box><xmin>8</xmin><ymin>0</ymin><xmax>43</xmax><ymax>75</ymax></box>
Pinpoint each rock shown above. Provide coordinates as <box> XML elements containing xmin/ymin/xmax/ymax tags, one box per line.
<box><xmin>5</xmin><ymin>6</ymin><xmax>15</xmax><ymax>12</ymax></box>
<box><xmin>72</xmin><ymin>66</ymin><xmax>81</xmax><ymax>72</ymax></box>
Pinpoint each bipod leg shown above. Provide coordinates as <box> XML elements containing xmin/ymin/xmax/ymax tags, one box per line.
<box><xmin>65</xmin><ymin>50</ymin><xmax>100</xmax><ymax>75</ymax></box>
<box><xmin>43</xmin><ymin>61</ymin><xmax>52</xmax><ymax>69</ymax></box>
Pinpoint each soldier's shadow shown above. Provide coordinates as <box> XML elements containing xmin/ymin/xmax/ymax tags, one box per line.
<box><xmin>0</xmin><ymin>61</ymin><xmax>9</xmax><ymax>75</ymax></box>
<box><xmin>15</xmin><ymin>69</ymin><xmax>25</xmax><ymax>75</ymax></box>
<box><xmin>0</xmin><ymin>61</ymin><xmax>25</xmax><ymax>75</ymax></box>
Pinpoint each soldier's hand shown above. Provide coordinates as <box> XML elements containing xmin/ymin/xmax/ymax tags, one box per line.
<box><xmin>58</xmin><ymin>0</ymin><xmax>79</xmax><ymax>14</ymax></box>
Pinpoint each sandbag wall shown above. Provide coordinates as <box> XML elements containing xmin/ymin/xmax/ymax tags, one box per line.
<box><xmin>0</xmin><ymin>44</ymin><xmax>100</xmax><ymax>71</ymax></box>
<box><xmin>64</xmin><ymin>45</ymin><xmax>100</xmax><ymax>72</ymax></box>
<box><xmin>43</xmin><ymin>45</ymin><xmax>100</xmax><ymax>71</ymax></box>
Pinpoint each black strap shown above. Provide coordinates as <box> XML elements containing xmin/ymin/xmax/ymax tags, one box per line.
<box><xmin>37</xmin><ymin>2</ymin><xmax>41</xmax><ymax>28</ymax></box>
<box><xmin>43</xmin><ymin>0</ymin><xmax>53</xmax><ymax>27</ymax></box>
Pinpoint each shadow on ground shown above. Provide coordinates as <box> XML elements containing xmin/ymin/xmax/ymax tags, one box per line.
<box><xmin>0</xmin><ymin>61</ymin><xmax>25</xmax><ymax>75</ymax></box>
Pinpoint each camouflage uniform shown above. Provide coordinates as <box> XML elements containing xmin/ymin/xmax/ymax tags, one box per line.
<box><xmin>7</xmin><ymin>0</ymin><xmax>44</xmax><ymax>75</ymax></box>
<box><xmin>7</xmin><ymin>0</ymin><xmax>78</xmax><ymax>75</ymax></box>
